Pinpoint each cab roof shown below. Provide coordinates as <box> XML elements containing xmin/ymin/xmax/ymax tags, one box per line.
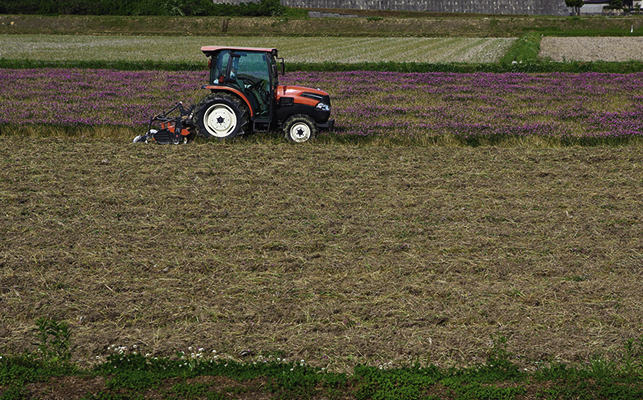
<box><xmin>201</xmin><ymin>46</ymin><xmax>277</xmax><ymax>55</ymax></box>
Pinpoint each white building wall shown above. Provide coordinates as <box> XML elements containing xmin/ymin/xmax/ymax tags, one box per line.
<box><xmin>579</xmin><ymin>4</ymin><xmax>604</xmax><ymax>14</ymax></box>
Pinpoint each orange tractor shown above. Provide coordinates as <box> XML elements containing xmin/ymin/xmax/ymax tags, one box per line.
<box><xmin>134</xmin><ymin>46</ymin><xmax>334</xmax><ymax>144</ymax></box>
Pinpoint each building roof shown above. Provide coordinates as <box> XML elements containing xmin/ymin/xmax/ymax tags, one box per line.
<box><xmin>201</xmin><ymin>46</ymin><xmax>276</xmax><ymax>54</ymax></box>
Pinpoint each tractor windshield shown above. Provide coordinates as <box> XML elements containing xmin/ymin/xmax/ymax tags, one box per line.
<box><xmin>210</xmin><ymin>50</ymin><xmax>272</xmax><ymax>118</ymax></box>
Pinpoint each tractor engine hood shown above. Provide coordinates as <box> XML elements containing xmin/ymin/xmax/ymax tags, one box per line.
<box><xmin>276</xmin><ymin>85</ymin><xmax>331</xmax><ymax>108</ymax></box>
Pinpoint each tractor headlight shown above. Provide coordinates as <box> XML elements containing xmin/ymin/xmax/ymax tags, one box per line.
<box><xmin>316</xmin><ymin>102</ymin><xmax>330</xmax><ymax>112</ymax></box>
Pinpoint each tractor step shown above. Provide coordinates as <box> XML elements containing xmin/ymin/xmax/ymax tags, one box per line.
<box><xmin>253</xmin><ymin>119</ymin><xmax>270</xmax><ymax>132</ymax></box>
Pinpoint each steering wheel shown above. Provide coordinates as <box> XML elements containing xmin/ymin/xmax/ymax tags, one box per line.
<box><xmin>238</xmin><ymin>75</ymin><xmax>268</xmax><ymax>99</ymax></box>
<box><xmin>249</xmin><ymin>78</ymin><xmax>267</xmax><ymax>92</ymax></box>
<box><xmin>236</xmin><ymin>74</ymin><xmax>257</xmax><ymax>86</ymax></box>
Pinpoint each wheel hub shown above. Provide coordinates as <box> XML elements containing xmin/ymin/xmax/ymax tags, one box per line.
<box><xmin>290</xmin><ymin>123</ymin><xmax>311</xmax><ymax>143</ymax></box>
<box><xmin>204</xmin><ymin>103</ymin><xmax>237</xmax><ymax>137</ymax></box>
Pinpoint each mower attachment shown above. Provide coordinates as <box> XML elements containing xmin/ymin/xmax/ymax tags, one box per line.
<box><xmin>133</xmin><ymin>102</ymin><xmax>195</xmax><ymax>145</ymax></box>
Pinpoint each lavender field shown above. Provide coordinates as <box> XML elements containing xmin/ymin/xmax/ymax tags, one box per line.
<box><xmin>2</xmin><ymin>68</ymin><xmax>643</xmax><ymax>143</ymax></box>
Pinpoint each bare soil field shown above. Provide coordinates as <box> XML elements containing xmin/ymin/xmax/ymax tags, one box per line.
<box><xmin>540</xmin><ymin>36</ymin><xmax>643</xmax><ymax>62</ymax></box>
<box><xmin>1</xmin><ymin>137</ymin><xmax>642</xmax><ymax>372</ymax></box>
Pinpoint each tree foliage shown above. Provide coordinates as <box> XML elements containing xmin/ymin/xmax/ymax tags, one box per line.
<box><xmin>0</xmin><ymin>0</ymin><xmax>286</xmax><ymax>17</ymax></box>
<box><xmin>565</xmin><ymin>0</ymin><xmax>584</xmax><ymax>7</ymax></box>
<box><xmin>609</xmin><ymin>0</ymin><xmax>624</xmax><ymax>9</ymax></box>
<box><xmin>565</xmin><ymin>0</ymin><xmax>584</xmax><ymax>15</ymax></box>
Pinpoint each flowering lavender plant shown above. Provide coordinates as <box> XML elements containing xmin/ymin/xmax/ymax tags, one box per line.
<box><xmin>0</xmin><ymin>68</ymin><xmax>207</xmax><ymax>127</ymax></box>
<box><xmin>2</xmin><ymin>68</ymin><xmax>642</xmax><ymax>142</ymax></box>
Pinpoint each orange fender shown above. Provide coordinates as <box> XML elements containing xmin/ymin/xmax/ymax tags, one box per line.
<box><xmin>202</xmin><ymin>85</ymin><xmax>254</xmax><ymax>118</ymax></box>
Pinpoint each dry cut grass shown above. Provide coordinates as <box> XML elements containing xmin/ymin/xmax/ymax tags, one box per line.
<box><xmin>1</xmin><ymin>137</ymin><xmax>643</xmax><ymax>372</ymax></box>
<box><xmin>0</xmin><ymin>34</ymin><xmax>514</xmax><ymax>64</ymax></box>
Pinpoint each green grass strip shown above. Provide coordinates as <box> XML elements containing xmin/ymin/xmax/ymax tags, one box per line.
<box><xmin>3</xmin><ymin>57</ymin><xmax>643</xmax><ymax>74</ymax></box>
<box><xmin>499</xmin><ymin>31</ymin><xmax>542</xmax><ymax>64</ymax></box>
<box><xmin>3</xmin><ymin>351</ymin><xmax>643</xmax><ymax>399</ymax></box>
<box><xmin>288</xmin><ymin>60</ymin><xmax>643</xmax><ymax>73</ymax></box>
<box><xmin>0</xmin><ymin>58</ymin><xmax>205</xmax><ymax>71</ymax></box>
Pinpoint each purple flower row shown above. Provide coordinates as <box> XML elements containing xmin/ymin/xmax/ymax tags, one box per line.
<box><xmin>1</xmin><ymin>68</ymin><xmax>642</xmax><ymax>140</ymax></box>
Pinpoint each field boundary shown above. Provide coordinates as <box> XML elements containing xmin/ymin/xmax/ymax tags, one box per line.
<box><xmin>2</xmin><ymin>14</ymin><xmax>643</xmax><ymax>37</ymax></box>
<box><xmin>4</xmin><ymin>57</ymin><xmax>643</xmax><ymax>73</ymax></box>
<box><xmin>2</xmin><ymin>326</ymin><xmax>643</xmax><ymax>399</ymax></box>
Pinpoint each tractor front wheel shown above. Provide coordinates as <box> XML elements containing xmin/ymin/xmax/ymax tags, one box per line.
<box><xmin>283</xmin><ymin>114</ymin><xmax>318</xmax><ymax>143</ymax></box>
<box><xmin>193</xmin><ymin>93</ymin><xmax>250</xmax><ymax>139</ymax></box>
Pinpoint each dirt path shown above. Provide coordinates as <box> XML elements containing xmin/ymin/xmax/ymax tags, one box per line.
<box><xmin>540</xmin><ymin>36</ymin><xmax>643</xmax><ymax>62</ymax></box>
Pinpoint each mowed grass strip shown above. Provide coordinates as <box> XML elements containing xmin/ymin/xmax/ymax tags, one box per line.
<box><xmin>1</xmin><ymin>138</ymin><xmax>642</xmax><ymax>371</ymax></box>
<box><xmin>0</xmin><ymin>34</ymin><xmax>515</xmax><ymax>64</ymax></box>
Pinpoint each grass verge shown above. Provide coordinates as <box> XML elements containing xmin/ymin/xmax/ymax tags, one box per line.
<box><xmin>2</xmin><ymin>330</ymin><xmax>643</xmax><ymax>399</ymax></box>
<box><xmin>3</xmin><ymin>14</ymin><xmax>643</xmax><ymax>37</ymax></box>
<box><xmin>4</xmin><ymin>57</ymin><xmax>643</xmax><ymax>73</ymax></box>
<box><xmin>499</xmin><ymin>32</ymin><xmax>542</xmax><ymax>64</ymax></box>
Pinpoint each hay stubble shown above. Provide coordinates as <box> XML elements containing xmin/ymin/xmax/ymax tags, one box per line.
<box><xmin>1</xmin><ymin>139</ymin><xmax>642</xmax><ymax>370</ymax></box>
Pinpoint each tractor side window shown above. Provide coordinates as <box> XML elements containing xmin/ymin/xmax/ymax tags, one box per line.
<box><xmin>211</xmin><ymin>50</ymin><xmax>231</xmax><ymax>84</ymax></box>
<box><xmin>234</xmin><ymin>52</ymin><xmax>271</xmax><ymax>118</ymax></box>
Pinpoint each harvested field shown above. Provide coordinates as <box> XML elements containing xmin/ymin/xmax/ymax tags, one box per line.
<box><xmin>0</xmin><ymin>34</ymin><xmax>514</xmax><ymax>64</ymax></box>
<box><xmin>1</xmin><ymin>139</ymin><xmax>643</xmax><ymax>371</ymax></box>
<box><xmin>540</xmin><ymin>36</ymin><xmax>643</xmax><ymax>62</ymax></box>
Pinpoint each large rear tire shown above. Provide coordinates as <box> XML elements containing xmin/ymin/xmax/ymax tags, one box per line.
<box><xmin>283</xmin><ymin>114</ymin><xmax>318</xmax><ymax>143</ymax></box>
<box><xmin>193</xmin><ymin>92</ymin><xmax>250</xmax><ymax>139</ymax></box>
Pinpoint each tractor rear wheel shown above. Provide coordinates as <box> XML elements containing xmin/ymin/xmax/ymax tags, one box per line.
<box><xmin>193</xmin><ymin>92</ymin><xmax>250</xmax><ymax>139</ymax></box>
<box><xmin>283</xmin><ymin>114</ymin><xmax>318</xmax><ymax>143</ymax></box>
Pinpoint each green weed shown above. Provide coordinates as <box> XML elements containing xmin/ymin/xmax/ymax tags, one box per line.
<box><xmin>31</xmin><ymin>316</ymin><xmax>73</xmax><ymax>363</ymax></box>
<box><xmin>0</xmin><ymin>353</ymin><xmax>77</xmax><ymax>399</ymax></box>
<box><xmin>622</xmin><ymin>335</ymin><xmax>643</xmax><ymax>376</ymax></box>
<box><xmin>169</xmin><ymin>382</ymin><xmax>209</xmax><ymax>398</ymax></box>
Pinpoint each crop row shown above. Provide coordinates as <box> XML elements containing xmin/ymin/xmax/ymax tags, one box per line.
<box><xmin>0</xmin><ymin>35</ymin><xmax>514</xmax><ymax>64</ymax></box>
<box><xmin>1</xmin><ymin>68</ymin><xmax>642</xmax><ymax>142</ymax></box>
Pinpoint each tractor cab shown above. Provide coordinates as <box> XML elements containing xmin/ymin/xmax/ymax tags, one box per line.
<box><xmin>205</xmin><ymin>47</ymin><xmax>277</xmax><ymax>125</ymax></box>
<box><xmin>134</xmin><ymin>46</ymin><xmax>333</xmax><ymax>145</ymax></box>
<box><xmin>201</xmin><ymin>47</ymin><xmax>281</xmax><ymax>132</ymax></box>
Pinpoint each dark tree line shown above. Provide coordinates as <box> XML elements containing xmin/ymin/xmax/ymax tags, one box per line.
<box><xmin>565</xmin><ymin>0</ymin><xmax>634</xmax><ymax>15</ymax></box>
<box><xmin>0</xmin><ymin>0</ymin><xmax>286</xmax><ymax>17</ymax></box>
<box><xmin>565</xmin><ymin>0</ymin><xmax>584</xmax><ymax>15</ymax></box>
